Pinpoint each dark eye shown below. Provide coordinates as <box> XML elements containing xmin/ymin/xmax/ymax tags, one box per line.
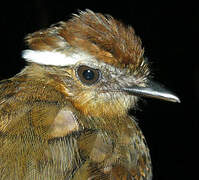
<box><xmin>77</xmin><ymin>65</ymin><xmax>101</xmax><ymax>85</ymax></box>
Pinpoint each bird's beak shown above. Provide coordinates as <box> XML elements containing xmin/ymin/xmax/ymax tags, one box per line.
<box><xmin>122</xmin><ymin>80</ymin><xmax>180</xmax><ymax>103</ymax></box>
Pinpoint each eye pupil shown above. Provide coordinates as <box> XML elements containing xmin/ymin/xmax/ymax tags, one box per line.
<box><xmin>77</xmin><ymin>65</ymin><xmax>101</xmax><ymax>85</ymax></box>
<box><xmin>82</xmin><ymin>69</ymin><xmax>94</xmax><ymax>80</ymax></box>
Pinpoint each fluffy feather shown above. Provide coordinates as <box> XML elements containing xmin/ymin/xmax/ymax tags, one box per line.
<box><xmin>22</xmin><ymin>49</ymin><xmax>93</xmax><ymax>66</ymax></box>
<box><xmin>25</xmin><ymin>9</ymin><xmax>147</xmax><ymax>73</ymax></box>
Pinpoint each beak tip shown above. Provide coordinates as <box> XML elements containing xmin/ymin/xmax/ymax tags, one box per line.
<box><xmin>164</xmin><ymin>93</ymin><xmax>181</xmax><ymax>103</ymax></box>
<box><xmin>172</xmin><ymin>96</ymin><xmax>181</xmax><ymax>103</ymax></box>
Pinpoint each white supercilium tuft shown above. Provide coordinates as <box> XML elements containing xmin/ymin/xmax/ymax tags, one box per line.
<box><xmin>22</xmin><ymin>50</ymin><xmax>91</xmax><ymax>66</ymax></box>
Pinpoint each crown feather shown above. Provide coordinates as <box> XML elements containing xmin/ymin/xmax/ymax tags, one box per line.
<box><xmin>24</xmin><ymin>9</ymin><xmax>146</xmax><ymax>71</ymax></box>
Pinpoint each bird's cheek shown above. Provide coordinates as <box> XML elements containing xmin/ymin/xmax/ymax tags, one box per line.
<box><xmin>71</xmin><ymin>92</ymin><xmax>136</xmax><ymax>118</ymax></box>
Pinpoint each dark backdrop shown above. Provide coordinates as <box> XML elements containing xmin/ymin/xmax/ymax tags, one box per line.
<box><xmin>1</xmin><ymin>1</ymin><xmax>198</xmax><ymax>180</ymax></box>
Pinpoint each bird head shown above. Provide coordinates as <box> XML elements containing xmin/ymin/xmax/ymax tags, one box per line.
<box><xmin>22</xmin><ymin>9</ymin><xmax>180</xmax><ymax>120</ymax></box>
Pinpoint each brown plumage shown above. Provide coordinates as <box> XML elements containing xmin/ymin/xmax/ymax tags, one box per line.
<box><xmin>0</xmin><ymin>9</ymin><xmax>179</xmax><ymax>180</ymax></box>
<box><xmin>26</xmin><ymin>10</ymin><xmax>147</xmax><ymax>74</ymax></box>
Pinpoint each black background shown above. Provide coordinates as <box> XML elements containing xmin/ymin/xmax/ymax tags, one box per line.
<box><xmin>0</xmin><ymin>1</ymin><xmax>198</xmax><ymax>180</ymax></box>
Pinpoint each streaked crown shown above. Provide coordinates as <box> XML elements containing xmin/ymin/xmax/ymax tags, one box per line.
<box><xmin>23</xmin><ymin>9</ymin><xmax>149</xmax><ymax>76</ymax></box>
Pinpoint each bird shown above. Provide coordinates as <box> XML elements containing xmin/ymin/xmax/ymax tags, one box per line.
<box><xmin>0</xmin><ymin>9</ymin><xmax>180</xmax><ymax>180</ymax></box>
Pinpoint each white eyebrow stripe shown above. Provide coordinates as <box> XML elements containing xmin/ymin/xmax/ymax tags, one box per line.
<box><xmin>22</xmin><ymin>50</ymin><xmax>92</xmax><ymax>66</ymax></box>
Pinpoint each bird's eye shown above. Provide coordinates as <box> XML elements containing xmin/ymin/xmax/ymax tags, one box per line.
<box><xmin>76</xmin><ymin>65</ymin><xmax>101</xmax><ymax>85</ymax></box>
